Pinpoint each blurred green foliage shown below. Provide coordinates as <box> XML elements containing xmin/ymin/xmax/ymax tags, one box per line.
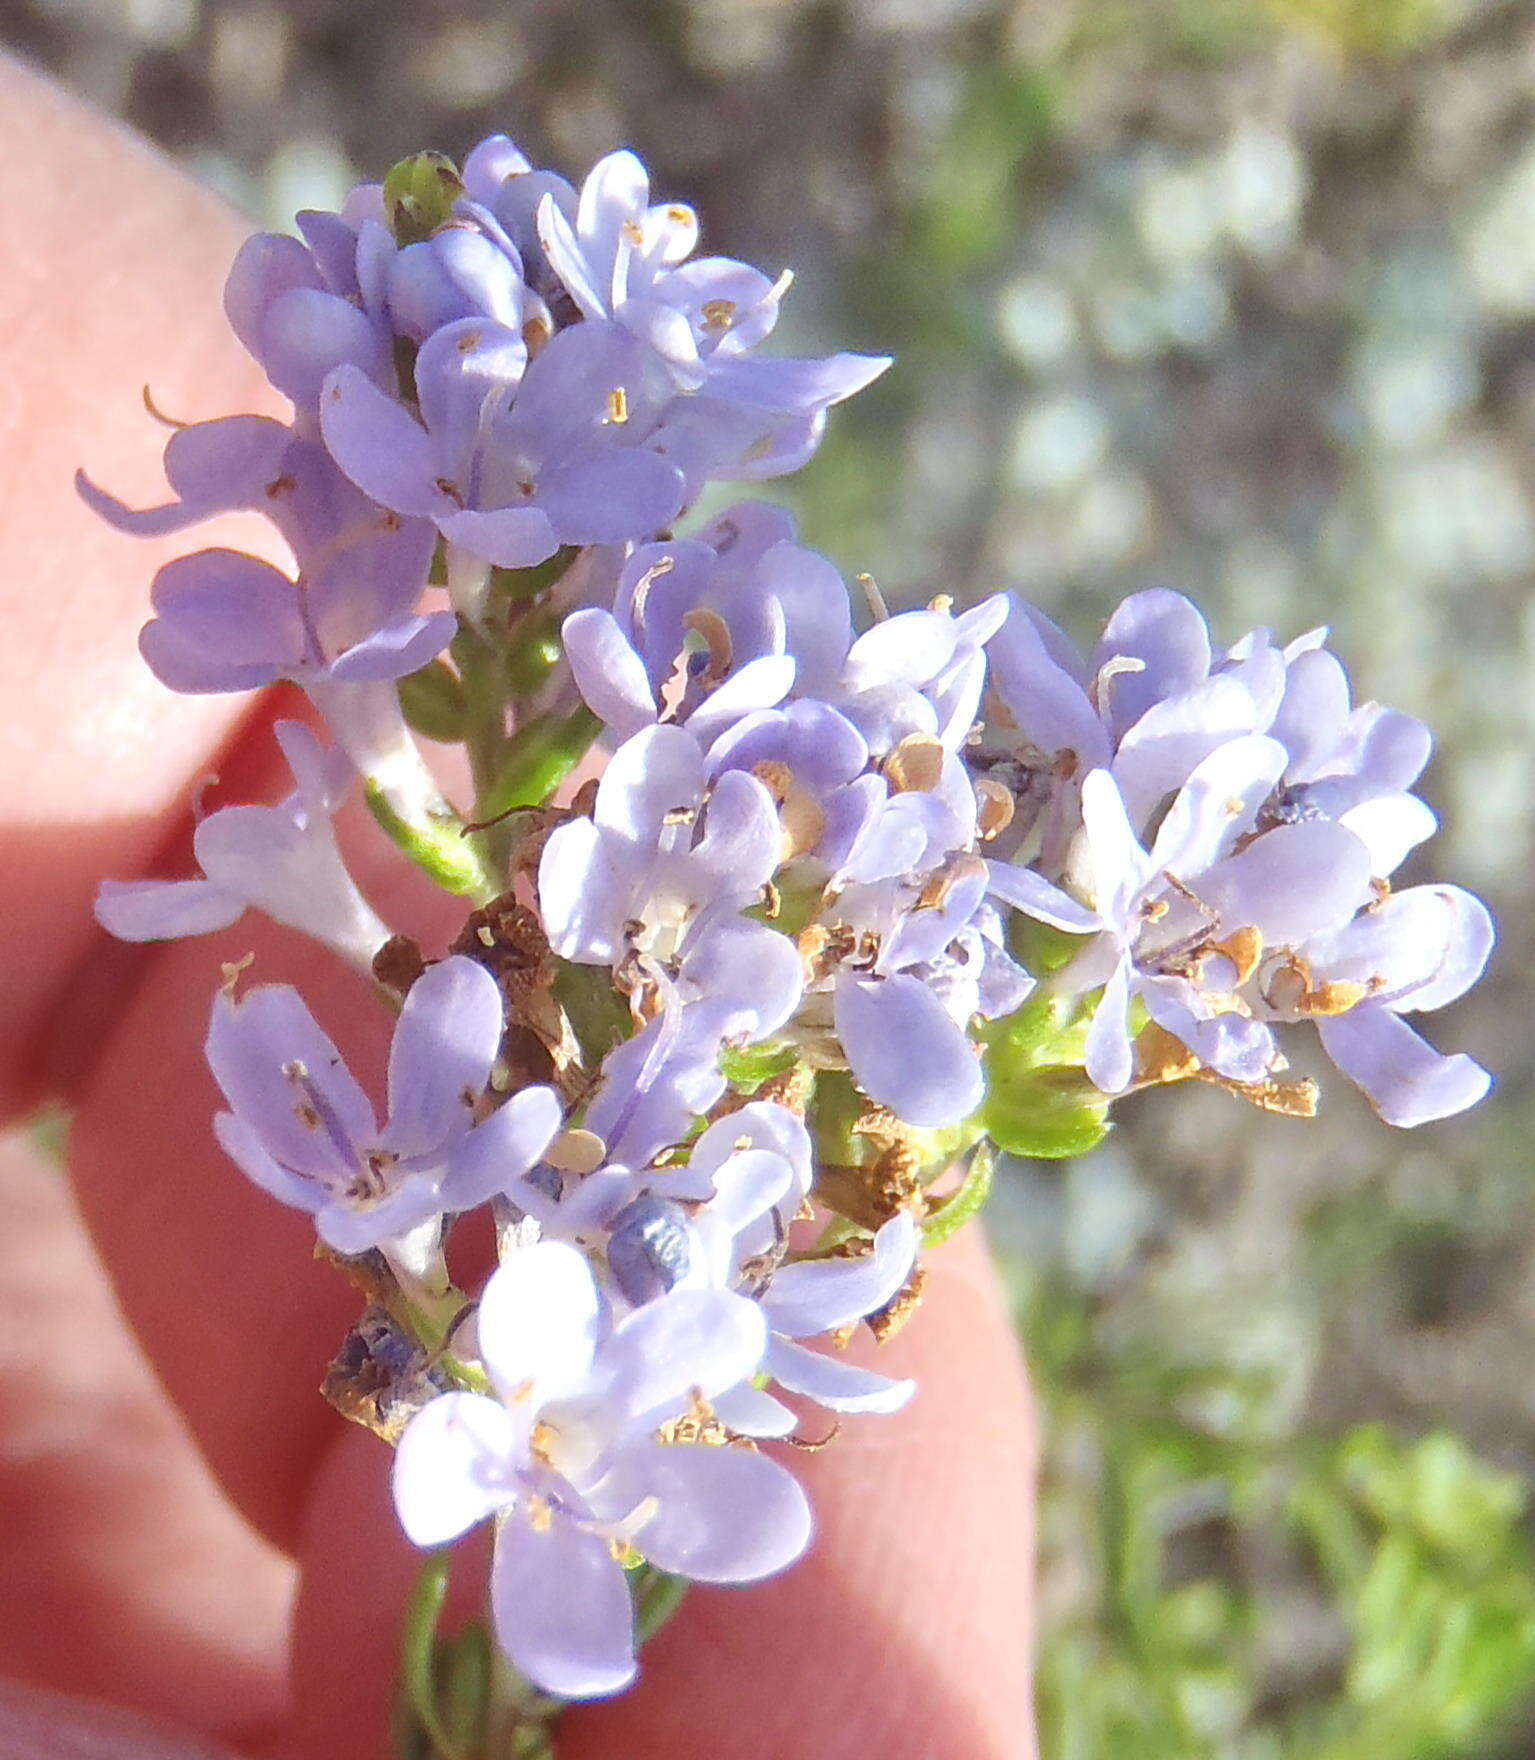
<box><xmin>1021</xmin><ymin>1254</ymin><xmax>1535</xmax><ymax>1760</ymax></box>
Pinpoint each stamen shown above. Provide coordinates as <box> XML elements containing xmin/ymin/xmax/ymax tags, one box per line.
<box><xmin>681</xmin><ymin>607</ymin><xmax>733</xmax><ymax>687</ymax></box>
<box><xmin>856</xmin><ymin>572</ymin><xmax>889</xmax><ymax>623</ymax></box>
<box><xmin>975</xmin><ymin>777</ymin><xmax>1016</xmax><ymax>841</ymax></box>
<box><xmin>884</xmin><ymin>733</ymin><xmax>945</xmax><ymax>794</ymax></box>
<box><xmin>629</xmin><ymin>553</ymin><xmax>675</xmax><ymax>636</ymax></box>
<box><xmin>281</xmin><ymin>1059</ymin><xmax>363</xmax><ymax>1172</ymax></box>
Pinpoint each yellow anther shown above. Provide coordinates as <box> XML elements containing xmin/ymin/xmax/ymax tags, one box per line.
<box><xmin>884</xmin><ymin>733</ymin><xmax>946</xmax><ymax>795</ymax></box>
<box><xmin>546</xmin><ymin>1128</ymin><xmax>607</xmax><ymax>1174</ymax></box>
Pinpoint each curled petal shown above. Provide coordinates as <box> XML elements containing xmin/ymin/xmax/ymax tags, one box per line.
<box><xmin>1318</xmin><ymin>1006</ymin><xmax>1491</xmax><ymax>1128</ymax></box>
<box><xmin>764</xmin><ymin>1335</ymin><xmax>915</xmax><ymax>1415</ymax></box>
<box><xmin>763</xmin><ymin>1213</ymin><xmax>919</xmax><ymax>1340</ymax></box>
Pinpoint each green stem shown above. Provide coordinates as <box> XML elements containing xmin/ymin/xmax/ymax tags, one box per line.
<box><xmin>452</xmin><ymin>622</ymin><xmax>515</xmax><ymax>877</ymax></box>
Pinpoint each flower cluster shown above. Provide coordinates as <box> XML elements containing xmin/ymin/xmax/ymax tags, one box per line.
<box><xmin>83</xmin><ymin>131</ymin><xmax>1494</xmax><ymax>1742</ymax></box>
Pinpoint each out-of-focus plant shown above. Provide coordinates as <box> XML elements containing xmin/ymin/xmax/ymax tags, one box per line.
<box><xmin>1022</xmin><ymin>1251</ymin><xmax>1535</xmax><ymax>1760</ymax></box>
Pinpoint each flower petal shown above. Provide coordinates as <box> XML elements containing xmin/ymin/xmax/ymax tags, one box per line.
<box><xmin>477</xmin><ymin>1240</ymin><xmax>604</xmax><ymax>1407</ymax></box>
<box><xmin>985</xmin><ymin>861</ymin><xmax>1102</xmax><ymax>934</ymax></box>
<box><xmin>1084</xmin><ymin>956</ymin><xmax>1135</xmax><ymax>1094</ymax></box>
<box><xmin>598</xmin><ymin>1438</ymin><xmax>811</xmax><ymax>1582</ymax></box>
<box><xmin>763</xmin><ymin>1212</ymin><xmax>919</xmax><ymax>1339</ymax></box>
<box><xmin>563</xmin><ymin>607</ymin><xmax>658</xmax><ymax>739</ymax></box>
<box><xmin>320</xmin><ymin>364</ymin><xmax>447</xmax><ymax>517</ymax></box>
<box><xmin>95</xmin><ymin>877</ymin><xmax>244</xmax><ymax>941</ymax></box>
<box><xmin>601</xmin><ymin>1289</ymin><xmax>767</xmax><ymax>1431</ymax></box>
<box><xmin>381</xmin><ymin>956</ymin><xmax>506</xmax><ymax>1158</ymax></box>
<box><xmin>206</xmin><ymin>984</ymin><xmax>375</xmax><ymax>1179</ymax></box>
<box><xmin>442</xmin><ymin>1084</ymin><xmax>565</xmax><ymax>1212</ymax></box>
<box><xmin>393</xmin><ymin>1391</ymin><xmax>523</xmax><ymax>1548</ymax></box>
<box><xmin>491</xmin><ymin>1515</ymin><xmax>635</xmax><ymax>1700</ymax></box>
<box><xmin>764</xmin><ymin>1335</ymin><xmax>915</xmax><ymax>1414</ymax></box>
<box><xmin>834</xmin><ymin>973</ymin><xmax>983</xmax><ymax>1129</ymax></box>
<box><xmin>1317</xmin><ymin>1005</ymin><xmax>1491</xmax><ymax>1128</ymax></box>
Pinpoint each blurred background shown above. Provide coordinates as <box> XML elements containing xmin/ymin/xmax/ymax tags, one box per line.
<box><xmin>5</xmin><ymin>0</ymin><xmax>1533</xmax><ymax>1753</ymax></box>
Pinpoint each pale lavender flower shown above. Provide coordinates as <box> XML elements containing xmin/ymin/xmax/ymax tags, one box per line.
<box><xmin>1250</xmin><ymin>882</ymin><xmax>1494</xmax><ymax>1127</ymax></box>
<box><xmin>562</xmin><ymin>500</ymin><xmax>852</xmax><ymax>742</ymax></box>
<box><xmin>538</xmin><ymin>724</ymin><xmax>801</xmax><ymax>1039</ymax></box>
<box><xmin>222</xmin><ymin>226</ymin><xmax>393</xmax><ymax>418</ymax></box>
<box><xmin>78</xmin><ymin>417</ymin><xmax>356</xmax><ymax>551</ymax></box>
<box><xmin>990</xmin><ymin>737</ymin><xmax>1376</xmax><ymax>1094</ymax></box>
<box><xmin>836</xmin><ymin>594</ymin><xmax>1010</xmax><ymax>757</ymax></box>
<box><xmin>207</xmin><ymin>958</ymin><xmax>561</xmax><ymax>1275</ymax></box>
<box><xmin>828</xmin><ymin>847</ymin><xmax>1032</xmax><ymax>1129</ymax></box>
<box><xmin>321</xmin><ymin>317</ymin><xmax>685</xmax><ymax>569</ymax></box>
<box><xmin>392</xmin><ymin>1241</ymin><xmax>809</xmax><ymax>1698</ymax></box>
<box><xmin>95</xmin><ymin>721</ymin><xmax>386</xmax><ymax>972</ymax></box>
<box><xmin>529</xmin><ymin>148</ymin><xmax>888</xmax><ymax>409</ymax></box>
<box><xmin>138</xmin><ymin>519</ymin><xmax>445</xmax><ymax>695</ymax></box>
<box><xmin>667</xmin><ymin>1130</ymin><xmax>921</xmax><ymax>1433</ymax></box>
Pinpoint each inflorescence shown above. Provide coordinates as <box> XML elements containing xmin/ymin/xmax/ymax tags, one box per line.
<box><xmin>82</xmin><ymin>133</ymin><xmax>1494</xmax><ymax>1733</ymax></box>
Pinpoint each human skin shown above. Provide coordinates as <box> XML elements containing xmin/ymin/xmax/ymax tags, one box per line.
<box><xmin>0</xmin><ymin>54</ymin><xmax>1039</xmax><ymax>1760</ymax></box>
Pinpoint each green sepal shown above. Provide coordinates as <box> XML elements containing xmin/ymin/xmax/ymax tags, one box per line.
<box><xmin>488</xmin><ymin>547</ymin><xmax>580</xmax><ymax>610</ymax></box>
<box><xmin>384</xmin><ymin>151</ymin><xmax>465</xmax><ymax>244</ymax></box>
<box><xmin>979</xmin><ymin>992</ymin><xmax>1110</xmax><ymax>1159</ymax></box>
<box><xmin>479</xmin><ymin>706</ymin><xmax>600</xmax><ymax>820</ymax></box>
<box><xmin>743</xmin><ymin>869</ymin><xmax>823</xmax><ymax>934</ymax></box>
<box><xmin>552</xmin><ymin>959</ymin><xmax>632</xmax><ymax>1068</ymax></box>
<box><xmin>922</xmin><ymin>1140</ymin><xmax>995</xmax><ymax>1245</ymax></box>
<box><xmin>630</xmin><ymin>1563</ymin><xmax>690</xmax><ymax>1645</ymax></box>
<box><xmin>720</xmin><ymin>1041</ymin><xmax>797</xmax><ymax>1092</ymax></box>
<box><xmin>1009</xmin><ymin>913</ymin><xmax>1092</xmax><ymax>976</ymax></box>
<box><xmin>398</xmin><ymin>659</ymin><xmax>469</xmax><ymax>743</ymax></box>
<box><xmin>438</xmin><ymin>1626</ymin><xmax>491</xmax><ymax>1756</ymax></box>
<box><xmin>364</xmin><ymin>782</ymin><xmax>493</xmax><ymax>900</ymax></box>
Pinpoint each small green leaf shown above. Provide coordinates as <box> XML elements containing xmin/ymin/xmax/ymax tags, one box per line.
<box><xmin>922</xmin><ymin>1140</ymin><xmax>995</xmax><ymax>1245</ymax></box>
<box><xmin>488</xmin><ymin>547</ymin><xmax>580</xmax><ymax>609</ymax></box>
<box><xmin>398</xmin><ymin>659</ymin><xmax>469</xmax><ymax>743</ymax></box>
<box><xmin>480</xmin><ymin>708</ymin><xmax>600</xmax><ymax>820</ymax></box>
<box><xmin>632</xmin><ymin>1564</ymin><xmax>690</xmax><ymax>1645</ymax></box>
<box><xmin>384</xmin><ymin>151</ymin><xmax>465</xmax><ymax>245</ymax></box>
<box><xmin>398</xmin><ymin>1555</ymin><xmax>462</xmax><ymax>1760</ymax></box>
<box><xmin>438</xmin><ymin>1626</ymin><xmax>491</xmax><ymax>1755</ymax></box>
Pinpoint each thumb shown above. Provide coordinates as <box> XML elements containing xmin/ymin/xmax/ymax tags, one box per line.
<box><xmin>0</xmin><ymin>1681</ymin><xmax>246</xmax><ymax>1760</ymax></box>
